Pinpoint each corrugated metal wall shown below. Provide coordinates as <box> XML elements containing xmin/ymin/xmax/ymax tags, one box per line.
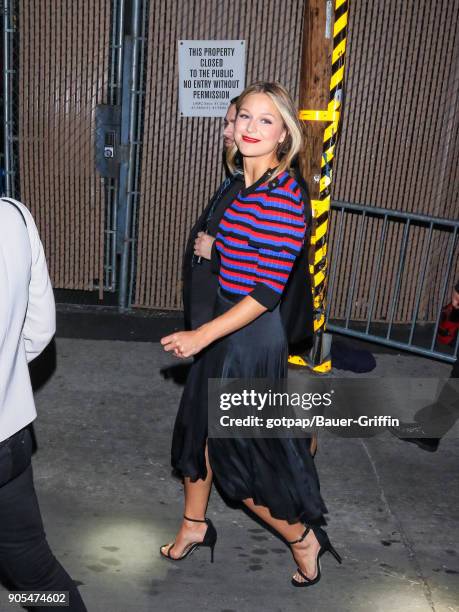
<box><xmin>17</xmin><ymin>0</ymin><xmax>111</xmax><ymax>290</ymax></box>
<box><xmin>133</xmin><ymin>0</ymin><xmax>305</xmax><ymax>309</ymax></box>
<box><xmin>329</xmin><ymin>0</ymin><xmax>459</xmax><ymax>321</ymax></box>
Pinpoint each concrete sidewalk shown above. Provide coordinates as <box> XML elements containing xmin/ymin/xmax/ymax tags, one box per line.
<box><xmin>1</xmin><ymin>338</ymin><xmax>458</xmax><ymax>612</ymax></box>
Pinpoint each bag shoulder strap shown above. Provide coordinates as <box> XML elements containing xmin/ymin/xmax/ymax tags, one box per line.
<box><xmin>1</xmin><ymin>197</ymin><xmax>27</xmax><ymax>227</ymax></box>
<box><xmin>290</xmin><ymin>168</ymin><xmax>312</xmax><ymax>229</ymax></box>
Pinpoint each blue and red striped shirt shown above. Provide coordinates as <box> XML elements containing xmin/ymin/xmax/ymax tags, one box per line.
<box><xmin>215</xmin><ymin>170</ymin><xmax>306</xmax><ymax>309</ymax></box>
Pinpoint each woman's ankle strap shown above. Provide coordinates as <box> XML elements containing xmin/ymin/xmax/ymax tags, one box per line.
<box><xmin>183</xmin><ymin>515</ymin><xmax>207</xmax><ymax>523</ymax></box>
<box><xmin>288</xmin><ymin>526</ymin><xmax>310</xmax><ymax>545</ymax></box>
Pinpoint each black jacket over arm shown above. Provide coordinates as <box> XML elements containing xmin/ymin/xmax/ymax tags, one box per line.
<box><xmin>182</xmin><ymin>174</ymin><xmax>243</xmax><ymax>330</ymax></box>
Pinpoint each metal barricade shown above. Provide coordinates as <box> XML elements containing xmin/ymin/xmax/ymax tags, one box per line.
<box><xmin>326</xmin><ymin>202</ymin><xmax>459</xmax><ymax>363</ymax></box>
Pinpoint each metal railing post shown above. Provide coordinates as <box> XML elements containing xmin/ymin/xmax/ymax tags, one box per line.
<box><xmin>117</xmin><ymin>0</ymin><xmax>143</xmax><ymax>310</ymax></box>
<box><xmin>2</xmin><ymin>0</ymin><xmax>14</xmax><ymax>196</ymax></box>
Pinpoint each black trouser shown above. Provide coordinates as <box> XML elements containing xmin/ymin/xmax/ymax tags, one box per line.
<box><xmin>411</xmin><ymin>359</ymin><xmax>459</xmax><ymax>439</ymax></box>
<box><xmin>0</xmin><ymin>427</ymin><xmax>86</xmax><ymax>612</ymax></box>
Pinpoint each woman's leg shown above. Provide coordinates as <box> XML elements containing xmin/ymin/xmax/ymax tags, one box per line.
<box><xmin>242</xmin><ymin>497</ymin><xmax>321</xmax><ymax>583</ymax></box>
<box><xmin>161</xmin><ymin>444</ymin><xmax>213</xmax><ymax>559</ymax></box>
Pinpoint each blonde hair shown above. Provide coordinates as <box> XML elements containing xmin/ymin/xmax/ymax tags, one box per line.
<box><xmin>226</xmin><ymin>81</ymin><xmax>303</xmax><ymax>181</ymax></box>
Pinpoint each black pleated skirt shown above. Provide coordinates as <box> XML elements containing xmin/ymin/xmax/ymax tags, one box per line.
<box><xmin>171</xmin><ymin>289</ymin><xmax>327</xmax><ymax>524</ymax></box>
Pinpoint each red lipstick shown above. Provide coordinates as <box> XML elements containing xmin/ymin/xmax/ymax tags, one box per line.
<box><xmin>242</xmin><ymin>135</ymin><xmax>260</xmax><ymax>143</ymax></box>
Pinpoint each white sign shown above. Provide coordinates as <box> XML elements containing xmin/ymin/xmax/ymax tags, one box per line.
<box><xmin>178</xmin><ymin>40</ymin><xmax>245</xmax><ymax>117</ymax></box>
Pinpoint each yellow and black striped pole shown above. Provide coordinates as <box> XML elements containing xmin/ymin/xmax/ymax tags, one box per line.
<box><xmin>289</xmin><ymin>0</ymin><xmax>349</xmax><ymax>372</ymax></box>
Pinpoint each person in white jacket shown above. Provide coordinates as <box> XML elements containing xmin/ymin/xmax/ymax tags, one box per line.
<box><xmin>0</xmin><ymin>198</ymin><xmax>86</xmax><ymax>611</ymax></box>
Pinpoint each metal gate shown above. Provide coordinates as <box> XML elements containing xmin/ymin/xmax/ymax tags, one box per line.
<box><xmin>2</xmin><ymin>0</ymin><xmax>117</xmax><ymax>294</ymax></box>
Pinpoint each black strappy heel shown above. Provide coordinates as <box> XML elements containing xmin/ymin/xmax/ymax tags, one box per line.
<box><xmin>288</xmin><ymin>525</ymin><xmax>342</xmax><ymax>587</ymax></box>
<box><xmin>159</xmin><ymin>515</ymin><xmax>217</xmax><ymax>563</ymax></box>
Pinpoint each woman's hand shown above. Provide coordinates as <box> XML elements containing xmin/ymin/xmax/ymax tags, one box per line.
<box><xmin>160</xmin><ymin>329</ymin><xmax>209</xmax><ymax>359</ymax></box>
<box><xmin>161</xmin><ymin>295</ymin><xmax>267</xmax><ymax>359</ymax></box>
<box><xmin>193</xmin><ymin>232</ymin><xmax>215</xmax><ymax>261</ymax></box>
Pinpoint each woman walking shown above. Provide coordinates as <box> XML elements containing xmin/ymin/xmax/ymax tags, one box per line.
<box><xmin>160</xmin><ymin>82</ymin><xmax>341</xmax><ymax>587</ymax></box>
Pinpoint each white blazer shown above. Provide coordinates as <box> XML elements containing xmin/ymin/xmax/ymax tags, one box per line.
<box><xmin>0</xmin><ymin>198</ymin><xmax>55</xmax><ymax>441</ymax></box>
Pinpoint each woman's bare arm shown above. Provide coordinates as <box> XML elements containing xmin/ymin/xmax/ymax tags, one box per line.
<box><xmin>161</xmin><ymin>295</ymin><xmax>266</xmax><ymax>358</ymax></box>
